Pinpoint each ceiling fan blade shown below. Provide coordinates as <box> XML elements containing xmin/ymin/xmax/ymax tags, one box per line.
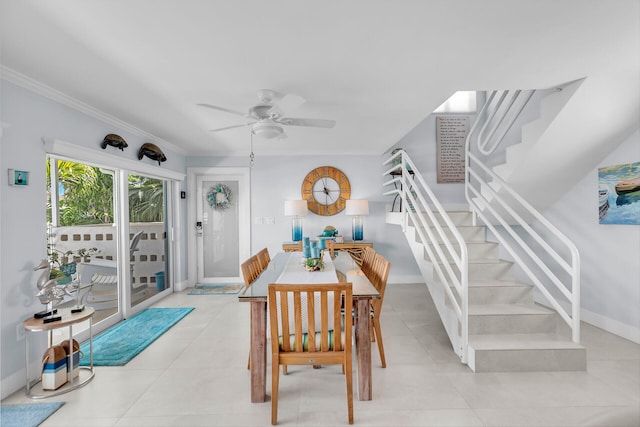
<box><xmin>198</xmin><ymin>103</ymin><xmax>248</xmax><ymax>118</ymax></box>
<box><xmin>277</xmin><ymin>93</ymin><xmax>306</xmax><ymax>111</ymax></box>
<box><xmin>276</xmin><ymin>117</ymin><xmax>336</xmax><ymax>128</ymax></box>
<box><xmin>208</xmin><ymin>123</ymin><xmax>252</xmax><ymax>132</ymax></box>
<box><xmin>267</xmin><ymin>93</ymin><xmax>306</xmax><ymax>117</ymax></box>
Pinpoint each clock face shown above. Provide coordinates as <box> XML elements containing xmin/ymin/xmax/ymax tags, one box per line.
<box><xmin>301</xmin><ymin>166</ymin><xmax>351</xmax><ymax>216</ymax></box>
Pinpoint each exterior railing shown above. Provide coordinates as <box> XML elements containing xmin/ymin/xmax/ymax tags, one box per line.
<box><xmin>383</xmin><ymin>151</ymin><xmax>469</xmax><ymax>362</ymax></box>
<box><xmin>48</xmin><ymin>223</ymin><xmax>165</xmax><ymax>287</ymax></box>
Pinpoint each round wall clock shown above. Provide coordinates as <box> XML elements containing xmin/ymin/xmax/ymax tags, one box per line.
<box><xmin>301</xmin><ymin>166</ymin><xmax>351</xmax><ymax>216</ymax></box>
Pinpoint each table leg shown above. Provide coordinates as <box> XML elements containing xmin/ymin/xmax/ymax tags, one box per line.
<box><xmin>354</xmin><ymin>297</ymin><xmax>373</xmax><ymax>400</ymax></box>
<box><xmin>249</xmin><ymin>300</ymin><xmax>267</xmax><ymax>403</ymax></box>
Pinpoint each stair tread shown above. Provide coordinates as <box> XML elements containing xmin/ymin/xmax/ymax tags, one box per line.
<box><xmin>439</xmin><ymin>258</ymin><xmax>507</xmax><ymax>265</ymax></box>
<box><xmin>469</xmin><ymin>333</ymin><xmax>584</xmax><ymax>350</ymax></box>
<box><xmin>468</xmin><ymin>279</ymin><xmax>532</xmax><ymax>288</ymax></box>
<box><xmin>468</xmin><ymin>303</ymin><xmax>553</xmax><ymax>316</ymax></box>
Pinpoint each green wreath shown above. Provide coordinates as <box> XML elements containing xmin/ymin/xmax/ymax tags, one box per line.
<box><xmin>207</xmin><ymin>184</ymin><xmax>233</xmax><ymax>210</ymax></box>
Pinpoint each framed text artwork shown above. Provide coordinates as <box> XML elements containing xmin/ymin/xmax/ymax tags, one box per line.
<box><xmin>598</xmin><ymin>161</ymin><xmax>640</xmax><ymax>225</ymax></box>
<box><xmin>436</xmin><ymin>116</ymin><xmax>470</xmax><ymax>183</ymax></box>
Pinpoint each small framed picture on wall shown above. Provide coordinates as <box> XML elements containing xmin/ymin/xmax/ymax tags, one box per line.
<box><xmin>8</xmin><ymin>169</ymin><xmax>29</xmax><ymax>186</ymax></box>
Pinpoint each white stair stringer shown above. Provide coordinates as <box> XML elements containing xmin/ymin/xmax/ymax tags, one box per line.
<box><xmin>396</xmin><ymin>210</ymin><xmax>586</xmax><ymax>372</ymax></box>
<box><xmin>404</xmin><ymin>222</ymin><xmax>466</xmax><ymax>361</ymax></box>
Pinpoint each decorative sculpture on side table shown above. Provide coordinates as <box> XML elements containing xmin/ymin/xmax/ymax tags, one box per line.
<box><xmin>33</xmin><ymin>259</ymin><xmax>84</xmax><ymax>323</ymax></box>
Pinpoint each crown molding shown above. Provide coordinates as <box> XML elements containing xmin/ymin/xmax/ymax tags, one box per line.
<box><xmin>1</xmin><ymin>66</ymin><xmax>185</xmax><ymax>154</ymax></box>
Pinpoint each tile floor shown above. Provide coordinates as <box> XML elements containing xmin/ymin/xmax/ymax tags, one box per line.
<box><xmin>3</xmin><ymin>283</ymin><xmax>639</xmax><ymax>426</ymax></box>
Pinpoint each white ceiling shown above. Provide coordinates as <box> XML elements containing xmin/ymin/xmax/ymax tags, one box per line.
<box><xmin>1</xmin><ymin>1</ymin><xmax>638</xmax><ymax>158</ymax></box>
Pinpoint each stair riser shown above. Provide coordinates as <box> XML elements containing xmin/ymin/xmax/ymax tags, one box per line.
<box><xmin>427</xmin><ymin>242</ymin><xmax>499</xmax><ymax>263</ymax></box>
<box><xmin>416</xmin><ymin>226</ymin><xmax>486</xmax><ymax>243</ymax></box>
<box><xmin>471</xmin><ymin>348</ymin><xmax>587</xmax><ymax>372</ymax></box>
<box><xmin>467</xmin><ymin>286</ymin><xmax>534</xmax><ymax>305</ymax></box>
<box><xmin>468</xmin><ymin>313</ymin><xmax>556</xmax><ymax>335</ymax></box>
<box><xmin>467</xmin><ymin>262</ymin><xmax>514</xmax><ymax>281</ymax></box>
<box><xmin>447</xmin><ymin>286</ymin><xmax>534</xmax><ymax>308</ymax></box>
<box><xmin>433</xmin><ymin>262</ymin><xmax>515</xmax><ymax>282</ymax></box>
<box><xmin>430</xmin><ymin>211</ymin><xmax>474</xmax><ymax>227</ymax></box>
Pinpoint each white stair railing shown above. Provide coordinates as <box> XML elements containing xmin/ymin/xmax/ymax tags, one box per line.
<box><xmin>383</xmin><ymin>151</ymin><xmax>469</xmax><ymax>362</ymax></box>
<box><xmin>465</xmin><ymin>90</ymin><xmax>581</xmax><ymax>343</ymax></box>
<box><xmin>476</xmin><ymin>90</ymin><xmax>536</xmax><ymax>155</ymax></box>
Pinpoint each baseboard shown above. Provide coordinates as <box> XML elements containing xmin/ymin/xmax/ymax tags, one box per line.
<box><xmin>579</xmin><ymin>307</ymin><xmax>640</xmax><ymax>344</ymax></box>
<box><xmin>535</xmin><ymin>295</ymin><xmax>640</xmax><ymax>344</ymax></box>
<box><xmin>1</xmin><ymin>361</ymin><xmax>37</xmax><ymax>400</ymax></box>
<box><xmin>174</xmin><ymin>280</ymin><xmax>189</xmax><ymax>292</ymax></box>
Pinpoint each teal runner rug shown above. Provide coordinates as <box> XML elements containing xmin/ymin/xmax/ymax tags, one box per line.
<box><xmin>1</xmin><ymin>402</ymin><xmax>64</xmax><ymax>427</ymax></box>
<box><xmin>188</xmin><ymin>283</ymin><xmax>243</xmax><ymax>295</ymax></box>
<box><xmin>80</xmin><ymin>307</ymin><xmax>194</xmax><ymax>366</ymax></box>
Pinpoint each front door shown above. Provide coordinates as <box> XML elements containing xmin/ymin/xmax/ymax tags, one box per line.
<box><xmin>190</xmin><ymin>167</ymin><xmax>250</xmax><ymax>284</ymax></box>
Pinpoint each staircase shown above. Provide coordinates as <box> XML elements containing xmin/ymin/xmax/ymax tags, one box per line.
<box><xmin>383</xmin><ymin>87</ymin><xmax>586</xmax><ymax>372</ymax></box>
<box><xmin>416</xmin><ymin>210</ymin><xmax>586</xmax><ymax>372</ymax></box>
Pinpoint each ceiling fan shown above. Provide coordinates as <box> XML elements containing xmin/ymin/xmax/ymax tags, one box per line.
<box><xmin>198</xmin><ymin>89</ymin><xmax>336</xmax><ymax>139</ymax></box>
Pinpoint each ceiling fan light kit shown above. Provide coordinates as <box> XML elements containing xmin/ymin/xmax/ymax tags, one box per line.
<box><xmin>251</xmin><ymin>121</ymin><xmax>283</xmax><ymax>139</ymax></box>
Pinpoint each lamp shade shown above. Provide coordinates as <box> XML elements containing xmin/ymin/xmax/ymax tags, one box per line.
<box><xmin>284</xmin><ymin>199</ymin><xmax>308</xmax><ymax>217</ymax></box>
<box><xmin>345</xmin><ymin>199</ymin><xmax>369</xmax><ymax>216</ymax></box>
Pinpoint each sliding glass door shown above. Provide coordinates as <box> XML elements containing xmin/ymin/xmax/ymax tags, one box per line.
<box><xmin>128</xmin><ymin>173</ymin><xmax>170</xmax><ymax>307</ymax></box>
<box><xmin>47</xmin><ymin>158</ymin><xmax>121</xmax><ymax>330</ymax></box>
<box><xmin>47</xmin><ymin>157</ymin><xmax>174</xmax><ymax>336</ymax></box>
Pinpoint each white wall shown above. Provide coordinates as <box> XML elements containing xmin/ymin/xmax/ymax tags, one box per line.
<box><xmin>388</xmin><ymin>114</ymin><xmax>468</xmax><ymax>207</ymax></box>
<box><xmin>542</xmin><ymin>129</ymin><xmax>640</xmax><ymax>342</ymax></box>
<box><xmin>186</xmin><ymin>155</ymin><xmax>423</xmax><ymax>284</ymax></box>
<box><xmin>0</xmin><ymin>80</ymin><xmax>187</xmax><ymax>398</ymax></box>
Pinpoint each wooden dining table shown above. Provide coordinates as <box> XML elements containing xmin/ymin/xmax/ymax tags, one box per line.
<box><xmin>238</xmin><ymin>251</ymin><xmax>380</xmax><ymax>403</ymax></box>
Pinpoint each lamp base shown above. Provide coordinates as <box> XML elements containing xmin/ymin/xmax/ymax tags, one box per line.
<box><xmin>291</xmin><ymin>217</ymin><xmax>302</xmax><ymax>242</ymax></box>
<box><xmin>352</xmin><ymin>216</ymin><xmax>363</xmax><ymax>241</ymax></box>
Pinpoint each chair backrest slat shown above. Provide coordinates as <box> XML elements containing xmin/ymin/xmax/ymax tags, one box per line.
<box><xmin>320</xmin><ymin>290</ymin><xmax>329</xmax><ymax>351</ymax></box>
<box><xmin>293</xmin><ymin>292</ymin><xmax>303</xmax><ymax>351</ymax></box>
<box><xmin>306</xmin><ymin>291</ymin><xmax>316</xmax><ymax>352</ymax></box>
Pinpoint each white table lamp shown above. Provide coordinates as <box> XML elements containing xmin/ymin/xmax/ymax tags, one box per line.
<box><xmin>345</xmin><ymin>199</ymin><xmax>369</xmax><ymax>241</ymax></box>
<box><xmin>284</xmin><ymin>200</ymin><xmax>308</xmax><ymax>242</ymax></box>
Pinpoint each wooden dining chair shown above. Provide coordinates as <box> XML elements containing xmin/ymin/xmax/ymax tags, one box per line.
<box><xmin>268</xmin><ymin>282</ymin><xmax>354</xmax><ymax>425</ymax></box>
<box><xmin>241</xmin><ymin>254</ymin><xmax>264</xmax><ymax>370</ymax></box>
<box><xmin>256</xmin><ymin>247</ymin><xmax>271</xmax><ymax>271</ymax></box>
<box><xmin>241</xmin><ymin>255</ymin><xmax>262</xmax><ymax>287</ymax></box>
<box><xmin>367</xmin><ymin>253</ymin><xmax>391</xmax><ymax>368</ymax></box>
<box><xmin>326</xmin><ymin>239</ymin><xmax>336</xmax><ymax>259</ymax></box>
<box><xmin>360</xmin><ymin>246</ymin><xmax>376</xmax><ymax>278</ymax></box>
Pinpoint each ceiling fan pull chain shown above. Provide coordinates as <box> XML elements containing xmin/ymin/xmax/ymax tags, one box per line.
<box><xmin>249</xmin><ymin>132</ymin><xmax>255</xmax><ymax>168</ymax></box>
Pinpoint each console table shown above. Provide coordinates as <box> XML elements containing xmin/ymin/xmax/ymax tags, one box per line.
<box><xmin>282</xmin><ymin>241</ymin><xmax>373</xmax><ymax>266</ymax></box>
<box><xmin>23</xmin><ymin>307</ymin><xmax>95</xmax><ymax>398</ymax></box>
